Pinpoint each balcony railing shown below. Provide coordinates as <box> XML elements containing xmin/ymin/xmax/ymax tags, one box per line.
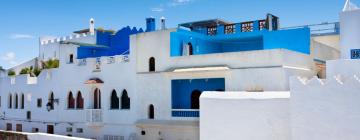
<box><xmin>78</xmin><ymin>59</ymin><xmax>87</xmax><ymax>66</ymax></box>
<box><xmin>172</xmin><ymin>109</ymin><xmax>199</xmax><ymax>117</ymax></box>
<box><xmin>86</xmin><ymin>109</ymin><xmax>103</xmax><ymax>126</ymax></box>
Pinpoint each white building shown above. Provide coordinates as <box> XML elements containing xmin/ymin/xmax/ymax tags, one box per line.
<box><xmin>0</xmin><ymin>5</ymin><xmax>346</xmax><ymax>140</ymax></box>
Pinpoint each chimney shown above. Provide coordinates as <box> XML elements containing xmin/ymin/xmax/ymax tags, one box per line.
<box><xmin>146</xmin><ymin>17</ymin><xmax>156</xmax><ymax>32</ymax></box>
<box><xmin>160</xmin><ymin>17</ymin><xmax>166</xmax><ymax>30</ymax></box>
<box><xmin>90</xmin><ymin>18</ymin><xmax>95</xmax><ymax>35</ymax></box>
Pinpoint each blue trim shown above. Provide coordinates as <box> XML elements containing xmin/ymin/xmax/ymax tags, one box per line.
<box><xmin>172</xmin><ymin>111</ymin><xmax>199</xmax><ymax>117</ymax></box>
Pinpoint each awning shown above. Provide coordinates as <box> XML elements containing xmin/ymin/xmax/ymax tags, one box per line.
<box><xmin>179</xmin><ymin>19</ymin><xmax>232</xmax><ymax>29</ymax></box>
<box><xmin>85</xmin><ymin>78</ymin><xmax>104</xmax><ymax>84</ymax></box>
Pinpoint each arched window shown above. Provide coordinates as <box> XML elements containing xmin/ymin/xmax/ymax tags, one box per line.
<box><xmin>148</xmin><ymin>104</ymin><xmax>155</xmax><ymax>119</ymax></box>
<box><xmin>149</xmin><ymin>57</ymin><xmax>155</xmax><ymax>72</ymax></box>
<box><xmin>20</xmin><ymin>94</ymin><xmax>24</xmax><ymax>109</ymax></box>
<box><xmin>68</xmin><ymin>92</ymin><xmax>75</xmax><ymax>109</ymax></box>
<box><xmin>8</xmin><ymin>94</ymin><xmax>12</xmax><ymax>109</ymax></box>
<box><xmin>15</xmin><ymin>94</ymin><xmax>18</xmax><ymax>109</ymax></box>
<box><xmin>48</xmin><ymin>92</ymin><xmax>54</xmax><ymax>110</ymax></box>
<box><xmin>191</xmin><ymin>90</ymin><xmax>202</xmax><ymax>109</ymax></box>
<box><xmin>121</xmin><ymin>90</ymin><xmax>130</xmax><ymax>109</ymax></box>
<box><xmin>94</xmin><ymin>88</ymin><xmax>101</xmax><ymax>109</ymax></box>
<box><xmin>188</xmin><ymin>42</ymin><xmax>193</xmax><ymax>55</ymax></box>
<box><xmin>110</xmin><ymin>90</ymin><xmax>119</xmax><ymax>109</ymax></box>
<box><xmin>69</xmin><ymin>54</ymin><xmax>74</xmax><ymax>63</ymax></box>
<box><xmin>76</xmin><ymin>91</ymin><xmax>84</xmax><ymax>109</ymax></box>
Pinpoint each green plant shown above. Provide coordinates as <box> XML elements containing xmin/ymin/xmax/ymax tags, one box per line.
<box><xmin>8</xmin><ymin>70</ymin><xmax>15</xmax><ymax>76</ymax></box>
<box><xmin>19</xmin><ymin>67</ymin><xmax>31</xmax><ymax>75</ymax></box>
<box><xmin>43</xmin><ymin>59</ymin><xmax>59</xmax><ymax>69</ymax></box>
<box><xmin>33</xmin><ymin>67</ymin><xmax>42</xmax><ymax>77</ymax></box>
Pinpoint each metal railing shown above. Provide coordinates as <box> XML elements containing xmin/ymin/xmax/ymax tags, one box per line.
<box><xmin>281</xmin><ymin>22</ymin><xmax>340</xmax><ymax>36</ymax></box>
<box><xmin>86</xmin><ymin>109</ymin><xmax>103</xmax><ymax>123</ymax></box>
<box><xmin>172</xmin><ymin>109</ymin><xmax>200</xmax><ymax>117</ymax></box>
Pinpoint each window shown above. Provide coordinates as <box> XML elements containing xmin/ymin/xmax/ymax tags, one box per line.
<box><xmin>207</xmin><ymin>26</ymin><xmax>217</xmax><ymax>35</ymax></box>
<box><xmin>110</xmin><ymin>90</ymin><xmax>119</xmax><ymax>109</ymax></box>
<box><xmin>16</xmin><ymin>124</ymin><xmax>22</xmax><ymax>132</ymax></box>
<box><xmin>37</xmin><ymin>98</ymin><xmax>42</xmax><ymax>107</ymax></box>
<box><xmin>21</xmin><ymin>94</ymin><xmax>24</xmax><ymax>109</ymax></box>
<box><xmin>148</xmin><ymin>104</ymin><xmax>154</xmax><ymax>119</ymax></box>
<box><xmin>76</xmin><ymin>91</ymin><xmax>84</xmax><ymax>109</ymax></box>
<box><xmin>149</xmin><ymin>57</ymin><xmax>155</xmax><ymax>72</ymax></box>
<box><xmin>68</xmin><ymin>92</ymin><xmax>75</xmax><ymax>109</ymax></box>
<box><xmin>6</xmin><ymin>123</ymin><xmax>12</xmax><ymax>131</ymax></box>
<box><xmin>188</xmin><ymin>43</ymin><xmax>193</xmax><ymax>55</ymax></box>
<box><xmin>76</xmin><ymin>128</ymin><xmax>83</xmax><ymax>133</ymax></box>
<box><xmin>27</xmin><ymin>111</ymin><xmax>31</xmax><ymax>120</ymax></box>
<box><xmin>69</xmin><ymin>54</ymin><xmax>74</xmax><ymax>64</ymax></box>
<box><xmin>8</xmin><ymin>94</ymin><xmax>12</xmax><ymax>109</ymax></box>
<box><xmin>48</xmin><ymin>92</ymin><xmax>54</xmax><ymax>110</ymax></box>
<box><xmin>15</xmin><ymin>94</ymin><xmax>18</xmax><ymax>109</ymax></box>
<box><xmin>32</xmin><ymin>128</ymin><xmax>39</xmax><ymax>133</ymax></box>
<box><xmin>47</xmin><ymin>125</ymin><xmax>54</xmax><ymax>134</ymax></box>
<box><xmin>121</xmin><ymin>90</ymin><xmax>130</xmax><ymax>109</ymax></box>
<box><xmin>224</xmin><ymin>24</ymin><xmax>236</xmax><ymax>34</ymax></box>
<box><xmin>241</xmin><ymin>21</ymin><xmax>254</xmax><ymax>32</ymax></box>
<box><xmin>66</xmin><ymin>127</ymin><xmax>73</xmax><ymax>132</ymax></box>
<box><xmin>93</xmin><ymin>88</ymin><xmax>101</xmax><ymax>109</ymax></box>
<box><xmin>191</xmin><ymin>90</ymin><xmax>202</xmax><ymax>109</ymax></box>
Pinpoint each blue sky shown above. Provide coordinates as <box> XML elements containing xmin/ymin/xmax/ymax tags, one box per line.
<box><xmin>0</xmin><ymin>0</ymin><xmax>355</xmax><ymax>68</ymax></box>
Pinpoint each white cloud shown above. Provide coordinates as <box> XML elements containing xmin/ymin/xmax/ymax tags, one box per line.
<box><xmin>169</xmin><ymin>0</ymin><xmax>192</xmax><ymax>6</ymax></box>
<box><xmin>10</xmin><ymin>34</ymin><xmax>34</xmax><ymax>39</ymax></box>
<box><xmin>151</xmin><ymin>7</ymin><xmax>164</xmax><ymax>12</ymax></box>
<box><xmin>1</xmin><ymin>52</ymin><xmax>18</xmax><ymax>66</ymax></box>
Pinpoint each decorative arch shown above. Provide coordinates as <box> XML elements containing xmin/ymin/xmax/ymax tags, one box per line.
<box><xmin>148</xmin><ymin>104</ymin><xmax>155</xmax><ymax>119</ymax></box>
<box><xmin>110</xmin><ymin>90</ymin><xmax>119</xmax><ymax>109</ymax></box>
<box><xmin>191</xmin><ymin>90</ymin><xmax>202</xmax><ymax>109</ymax></box>
<box><xmin>93</xmin><ymin>88</ymin><xmax>101</xmax><ymax>109</ymax></box>
<box><xmin>20</xmin><ymin>94</ymin><xmax>24</xmax><ymax>109</ymax></box>
<box><xmin>149</xmin><ymin>57</ymin><xmax>155</xmax><ymax>72</ymax></box>
<box><xmin>76</xmin><ymin>91</ymin><xmax>84</xmax><ymax>109</ymax></box>
<box><xmin>8</xmin><ymin>94</ymin><xmax>12</xmax><ymax>109</ymax></box>
<box><xmin>68</xmin><ymin>91</ymin><xmax>75</xmax><ymax>109</ymax></box>
<box><xmin>121</xmin><ymin>90</ymin><xmax>130</xmax><ymax>109</ymax></box>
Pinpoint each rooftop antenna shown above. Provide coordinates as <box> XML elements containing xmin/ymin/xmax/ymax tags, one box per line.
<box><xmin>90</xmin><ymin>18</ymin><xmax>95</xmax><ymax>35</ymax></box>
<box><xmin>343</xmin><ymin>0</ymin><xmax>359</xmax><ymax>12</ymax></box>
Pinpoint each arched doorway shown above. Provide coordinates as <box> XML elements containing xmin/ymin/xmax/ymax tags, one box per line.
<box><xmin>94</xmin><ymin>88</ymin><xmax>101</xmax><ymax>109</ymax></box>
<box><xmin>191</xmin><ymin>90</ymin><xmax>202</xmax><ymax>109</ymax></box>
<box><xmin>188</xmin><ymin>42</ymin><xmax>193</xmax><ymax>55</ymax></box>
<box><xmin>148</xmin><ymin>104</ymin><xmax>154</xmax><ymax>119</ymax></box>
<box><xmin>149</xmin><ymin>57</ymin><xmax>155</xmax><ymax>72</ymax></box>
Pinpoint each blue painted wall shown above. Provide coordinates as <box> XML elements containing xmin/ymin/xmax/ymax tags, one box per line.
<box><xmin>170</xmin><ymin>27</ymin><xmax>310</xmax><ymax>57</ymax></box>
<box><xmin>171</xmin><ymin>78</ymin><xmax>225</xmax><ymax>109</ymax></box>
<box><xmin>77</xmin><ymin>27</ymin><xmax>143</xmax><ymax>59</ymax></box>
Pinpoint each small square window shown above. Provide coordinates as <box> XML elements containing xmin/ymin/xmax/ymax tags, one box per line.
<box><xmin>32</xmin><ymin>128</ymin><xmax>39</xmax><ymax>133</ymax></box>
<box><xmin>66</xmin><ymin>127</ymin><xmax>73</xmax><ymax>132</ymax></box>
<box><xmin>37</xmin><ymin>98</ymin><xmax>42</xmax><ymax>107</ymax></box>
<box><xmin>76</xmin><ymin>128</ymin><xmax>83</xmax><ymax>133</ymax></box>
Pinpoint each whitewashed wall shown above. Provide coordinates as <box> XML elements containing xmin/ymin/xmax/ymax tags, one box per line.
<box><xmin>200</xmin><ymin>92</ymin><xmax>291</xmax><ymax>140</ymax></box>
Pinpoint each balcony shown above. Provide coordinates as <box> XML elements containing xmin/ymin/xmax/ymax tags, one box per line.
<box><xmin>172</xmin><ymin>109</ymin><xmax>199</xmax><ymax>117</ymax></box>
<box><xmin>86</xmin><ymin>109</ymin><xmax>103</xmax><ymax>127</ymax></box>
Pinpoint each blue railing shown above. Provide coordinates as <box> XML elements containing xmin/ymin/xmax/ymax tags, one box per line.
<box><xmin>172</xmin><ymin>109</ymin><xmax>199</xmax><ymax>117</ymax></box>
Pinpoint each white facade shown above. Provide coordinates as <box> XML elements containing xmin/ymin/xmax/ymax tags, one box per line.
<box><xmin>0</xmin><ymin>14</ymin><xmax>343</xmax><ymax>140</ymax></box>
